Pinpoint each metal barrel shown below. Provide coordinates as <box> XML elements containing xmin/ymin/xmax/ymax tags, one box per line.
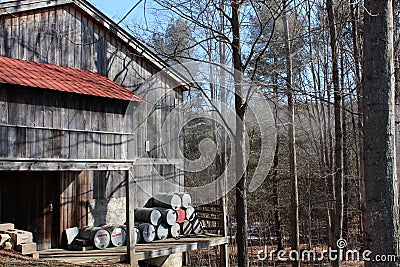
<box><xmin>79</xmin><ymin>226</ymin><xmax>110</xmax><ymax>249</ymax></box>
<box><xmin>102</xmin><ymin>225</ymin><xmax>126</xmax><ymax>247</ymax></box>
<box><xmin>185</xmin><ymin>206</ymin><xmax>196</xmax><ymax>221</ymax></box>
<box><xmin>135</xmin><ymin>227</ymin><xmax>141</xmax><ymax>244</ymax></box>
<box><xmin>134</xmin><ymin>208</ymin><xmax>162</xmax><ymax>226</ymax></box>
<box><xmin>181</xmin><ymin>220</ymin><xmax>193</xmax><ymax>235</ymax></box>
<box><xmin>156</xmin><ymin>207</ymin><xmax>177</xmax><ymax>226</ymax></box>
<box><xmin>136</xmin><ymin>223</ymin><xmax>156</xmax><ymax>243</ymax></box>
<box><xmin>153</xmin><ymin>193</ymin><xmax>182</xmax><ymax>210</ymax></box>
<box><xmin>169</xmin><ymin>223</ymin><xmax>181</xmax><ymax>238</ymax></box>
<box><xmin>192</xmin><ymin>218</ymin><xmax>204</xmax><ymax>234</ymax></box>
<box><xmin>176</xmin><ymin>209</ymin><xmax>186</xmax><ymax>223</ymax></box>
<box><xmin>175</xmin><ymin>192</ymin><xmax>192</xmax><ymax>208</ymax></box>
<box><xmin>120</xmin><ymin>225</ymin><xmax>141</xmax><ymax>244</ymax></box>
<box><xmin>156</xmin><ymin>223</ymin><xmax>169</xmax><ymax>240</ymax></box>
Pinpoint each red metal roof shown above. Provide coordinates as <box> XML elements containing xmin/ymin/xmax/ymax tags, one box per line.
<box><xmin>0</xmin><ymin>56</ymin><xmax>145</xmax><ymax>102</ymax></box>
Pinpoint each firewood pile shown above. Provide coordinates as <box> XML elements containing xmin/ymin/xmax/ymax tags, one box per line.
<box><xmin>0</xmin><ymin>223</ymin><xmax>38</xmax><ymax>259</ymax></box>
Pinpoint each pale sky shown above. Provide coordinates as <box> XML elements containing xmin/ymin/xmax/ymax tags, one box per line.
<box><xmin>88</xmin><ymin>0</ymin><xmax>149</xmax><ymax>25</ymax></box>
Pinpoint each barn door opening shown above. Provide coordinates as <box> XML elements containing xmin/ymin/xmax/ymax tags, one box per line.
<box><xmin>0</xmin><ymin>171</ymin><xmax>61</xmax><ymax>250</ymax></box>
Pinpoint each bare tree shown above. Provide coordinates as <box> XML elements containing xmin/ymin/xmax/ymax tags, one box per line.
<box><xmin>282</xmin><ymin>1</ymin><xmax>300</xmax><ymax>267</ymax></box>
<box><xmin>363</xmin><ymin>0</ymin><xmax>399</xmax><ymax>265</ymax></box>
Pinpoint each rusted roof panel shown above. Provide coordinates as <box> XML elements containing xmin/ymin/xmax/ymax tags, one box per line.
<box><xmin>0</xmin><ymin>56</ymin><xmax>145</xmax><ymax>102</ymax></box>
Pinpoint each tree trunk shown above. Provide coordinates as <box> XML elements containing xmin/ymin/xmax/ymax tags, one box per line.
<box><xmin>282</xmin><ymin>3</ymin><xmax>300</xmax><ymax>267</ymax></box>
<box><xmin>350</xmin><ymin>0</ymin><xmax>366</xmax><ymax>250</ymax></box>
<box><xmin>341</xmin><ymin>50</ymin><xmax>349</xmax><ymax>242</ymax></box>
<box><xmin>326</xmin><ymin>0</ymin><xmax>343</xmax><ymax>266</ymax></box>
<box><xmin>363</xmin><ymin>0</ymin><xmax>399</xmax><ymax>266</ymax></box>
<box><xmin>231</xmin><ymin>1</ymin><xmax>248</xmax><ymax>266</ymax></box>
<box><xmin>272</xmin><ymin>55</ymin><xmax>283</xmax><ymax>251</ymax></box>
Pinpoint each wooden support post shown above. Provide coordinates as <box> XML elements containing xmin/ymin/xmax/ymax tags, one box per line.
<box><xmin>219</xmin><ymin>194</ymin><xmax>229</xmax><ymax>267</ymax></box>
<box><xmin>125</xmin><ymin>169</ymin><xmax>136</xmax><ymax>266</ymax></box>
<box><xmin>218</xmin><ymin>166</ymin><xmax>229</xmax><ymax>267</ymax></box>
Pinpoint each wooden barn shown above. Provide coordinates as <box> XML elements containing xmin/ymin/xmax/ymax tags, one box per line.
<box><xmin>0</xmin><ymin>0</ymin><xmax>228</xmax><ymax>266</ymax></box>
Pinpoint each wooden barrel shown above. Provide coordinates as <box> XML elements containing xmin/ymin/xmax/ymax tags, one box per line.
<box><xmin>181</xmin><ymin>220</ymin><xmax>193</xmax><ymax>235</ymax></box>
<box><xmin>79</xmin><ymin>226</ymin><xmax>110</xmax><ymax>249</ymax></box>
<box><xmin>169</xmin><ymin>223</ymin><xmax>181</xmax><ymax>238</ymax></box>
<box><xmin>102</xmin><ymin>225</ymin><xmax>126</xmax><ymax>247</ymax></box>
<box><xmin>135</xmin><ymin>208</ymin><xmax>162</xmax><ymax>226</ymax></box>
<box><xmin>156</xmin><ymin>208</ymin><xmax>177</xmax><ymax>226</ymax></box>
<box><xmin>192</xmin><ymin>218</ymin><xmax>203</xmax><ymax>234</ymax></box>
<box><xmin>176</xmin><ymin>209</ymin><xmax>186</xmax><ymax>223</ymax></box>
<box><xmin>156</xmin><ymin>223</ymin><xmax>169</xmax><ymax>240</ymax></box>
<box><xmin>137</xmin><ymin>223</ymin><xmax>156</xmax><ymax>243</ymax></box>
<box><xmin>175</xmin><ymin>192</ymin><xmax>192</xmax><ymax>208</ymax></box>
<box><xmin>153</xmin><ymin>193</ymin><xmax>181</xmax><ymax>210</ymax></box>
<box><xmin>185</xmin><ymin>206</ymin><xmax>196</xmax><ymax>221</ymax></box>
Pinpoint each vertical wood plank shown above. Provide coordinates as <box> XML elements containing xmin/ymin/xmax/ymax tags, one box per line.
<box><xmin>64</xmin><ymin>5</ymin><xmax>74</xmax><ymax>68</ymax></box>
<box><xmin>0</xmin><ymin>87</ymin><xmax>8</xmax><ymax>124</ymax></box>
<box><xmin>11</xmin><ymin>14</ymin><xmax>19</xmax><ymax>59</ymax></box>
<box><xmin>73</xmin><ymin>7</ymin><xmax>82</xmax><ymax>69</ymax></box>
<box><xmin>4</xmin><ymin>16</ymin><xmax>12</xmax><ymax>57</ymax></box>
<box><xmin>48</xmin><ymin>7</ymin><xmax>57</xmax><ymax>64</ymax></box>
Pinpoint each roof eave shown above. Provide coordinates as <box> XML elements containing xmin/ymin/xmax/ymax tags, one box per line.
<box><xmin>0</xmin><ymin>0</ymin><xmax>190</xmax><ymax>91</ymax></box>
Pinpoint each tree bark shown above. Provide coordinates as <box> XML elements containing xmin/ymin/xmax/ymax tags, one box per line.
<box><xmin>363</xmin><ymin>0</ymin><xmax>399</xmax><ymax>266</ymax></box>
<box><xmin>282</xmin><ymin>3</ymin><xmax>300</xmax><ymax>267</ymax></box>
<box><xmin>231</xmin><ymin>1</ymin><xmax>248</xmax><ymax>266</ymax></box>
<box><xmin>350</xmin><ymin>0</ymin><xmax>367</xmax><ymax>250</ymax></box>
<box><xmin>326</xmin><ymin>0</ymin><xmax>344</xmax><ymax>266</ymax></box>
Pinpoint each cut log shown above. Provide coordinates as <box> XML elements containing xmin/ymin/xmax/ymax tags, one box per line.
<box><xmin>156</xmin><ymin>223</ymin><xmax>169</xmax><ymax>240</ymax></box>
<box><xmin>135</xmin><ymin>208</ymin><xmax>162</xmax><ymax>226</ymax></box>
<box><xmin>176</xmin><ymin>209</ymin><xmax>186</xmax><ymax>223</ymax></box>
<box><xmin>6</xmin><ymin>229</ymin><xmax>33</xmax><ymax>246</ymax></box>
<box><xmin>136</xmin><ymin>223</ymin><xmax>155</xmax><ymax>243</ymax></box>
<box><xmin>169</xmin><ymin>223</ymin><xmax>180</xmax><ymax>238</ymax></box>
<box><xmin>155</xmin><ymin>208</ymin><xmax>177</xmax><ymax>226</ymax></box>
<box><xmin>102</xmin><ymin>225</ymin><xmax>126</xmax><ymax>247</ymax></box>
<box><xmin>153</xmin><ymin>193</ymin><xmax>181</xmax><ymax>210</ymax></box>
<box><xmin>185</xmin><ymin>206</ymin><xmax>196</xmax><ymax>221</ymax></box>
<box><xmin>0</xmin><ymin>223</ymin><xmax>14</xmax><ymax>232</ymax></box>
<box><xmin>16</xmin><ymin>243</ymin><xmax>37</xmax><ymax>255</ymax></box>
<box><xmin>175</xmin><ymin>192</ymin><xmax>192</xmax><ymax>208</ymax></box>
<box><xmin>181</xmin><ymin>220</ymin><xmax>193</xmax><ymax>235</ymax></box>
<box><xmin>78</xmin><ymin>226</ymin><xmax>110</xmax><ymax>250</ymax></box>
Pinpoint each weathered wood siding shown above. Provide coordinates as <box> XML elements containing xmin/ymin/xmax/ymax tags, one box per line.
<box><xmin>0</xmin><ymin>85</ymin><xmax>136</xmax><ymax>161</ymax></box>
<box><xmin>0</xmin><ymin>4</ymin><xmax>184</xmax><ymax>165</ymax></box>
<box><xmin>0</xmin><ymin>2</ymin><xmax>185</xmax><ymax>244</ymax></box>
<box><xmin>0</xmin><ymin>5</ymin><xmax>151</xmax><ymax>89</ymax></box>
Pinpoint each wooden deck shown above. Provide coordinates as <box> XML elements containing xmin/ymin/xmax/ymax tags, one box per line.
<box><xmin>39</xmin><ymin>236</ymin><xmax>228</xmax><ymax>264</ymax></box>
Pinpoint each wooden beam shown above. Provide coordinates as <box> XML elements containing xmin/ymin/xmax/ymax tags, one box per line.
<box><xmin>0</xmin><ymin>162</ymin><xmax>132</xmax><ymax>171</ymax></box>
<box><xmin>125</xmin><ymin>169</ymin><xmax>136</xmax><ymax>266</ymax></box>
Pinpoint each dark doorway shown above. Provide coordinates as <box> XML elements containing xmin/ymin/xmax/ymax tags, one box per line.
<box><xmin>0</xmin><ymin>171</ymin><xmax>60</xmax><ymax>250</ymax></box>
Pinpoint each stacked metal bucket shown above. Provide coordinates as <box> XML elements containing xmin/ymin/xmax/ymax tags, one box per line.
<box><xmin>134</xmin><ymin>192</ymin><xmax>204</xmax><ymax>243</ymax></box>
<box><xmin>77</xmin><ymin>225</ymin><xmax>127</xmax><ymax>250</ymax></box>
